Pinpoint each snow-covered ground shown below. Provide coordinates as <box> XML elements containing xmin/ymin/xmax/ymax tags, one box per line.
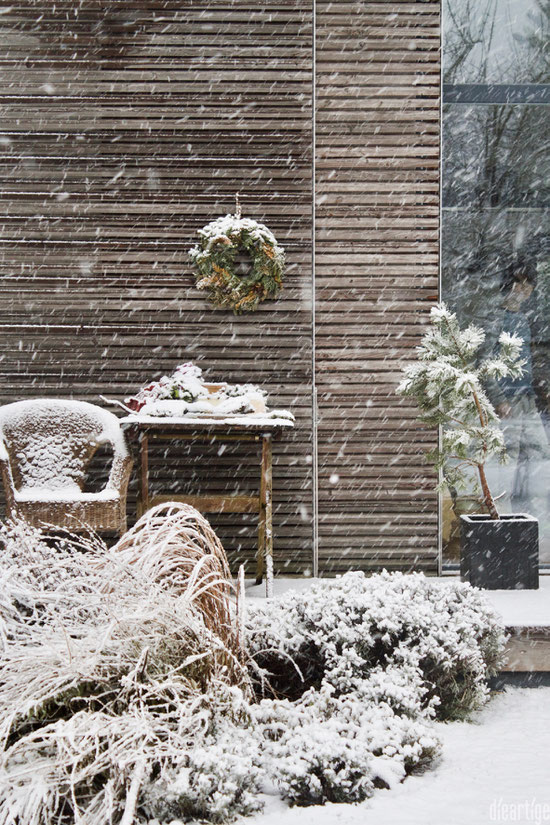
<box><xmin>245</xmin><ymin>575</ymin><xmax>550</xmax><ymax>627</ymax></box>
<box><xmin>243</xmin><ymin>687</ymin><xmax>550</xmax><ymax>825</ymax></box>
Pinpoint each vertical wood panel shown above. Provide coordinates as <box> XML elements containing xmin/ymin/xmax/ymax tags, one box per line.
<box><xmin>314</xmin><ymin>0</ymin><xmax>440</xmax><ymax>574</ymax></box>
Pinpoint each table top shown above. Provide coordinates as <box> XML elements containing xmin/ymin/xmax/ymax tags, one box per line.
<box><xmin>120</xmin><ymin>413</ymin><xmax>294</xmax><ymax>435</ymax></box>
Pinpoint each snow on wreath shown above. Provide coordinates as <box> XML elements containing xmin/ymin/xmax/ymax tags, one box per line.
<box><xmin>189</xmin><ymin>199</ymin><xmax>285</xmax><ymax>314</ymax></box>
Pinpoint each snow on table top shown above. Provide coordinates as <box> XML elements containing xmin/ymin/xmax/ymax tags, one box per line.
<box><xmin>244</xmin><ymin>575</ymin><xmax>550</xmax><ymax>627</ymax></box>
<box><xmin>120</xmin><ymin>413</ymin><xmax>295</xmax><ymax>429</ymax></box>
<box><xmin>14</xmin><ymin>487</ymin><xmax>120</xmax><ymax>503</ymax></box>
<box><xmin>242</xmin><ymin>687</ymin><xmax>550</xmax><ymax>825</ymax></box>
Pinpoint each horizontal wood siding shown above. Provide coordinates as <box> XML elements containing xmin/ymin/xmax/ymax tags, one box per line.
<box><xmin>0</xmin><ymin>0</ymin><xmax>442</xmax><ymax>576</ymax></box>
<box><xmin>0</xmin><ymin>0</ymin><xmax>314</xmax><ymax>576</ymax></box>
<box><xmin>315</xmin><ymin>0</ymin><xmax>440</xmax><ymax>574</ymax></box>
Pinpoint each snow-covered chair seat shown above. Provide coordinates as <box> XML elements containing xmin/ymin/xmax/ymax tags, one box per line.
<box><xmin>0</xmin><ymin>399</ymin><xmax>133</xmax><ymax>535</ymax></box>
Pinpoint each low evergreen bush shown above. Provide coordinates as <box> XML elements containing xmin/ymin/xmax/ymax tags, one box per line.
<box><xmin>246</xmin><ymin>570</ymin><xmax>507</xmax><ymax>721</ymax></box>
<box><xmin>239</xmin><ymin>570</ymin><xmax>505</xmax><ymax>807</ymax></box>
<box><xmin>250</xmin><ymin>683</ymin><xmax>440</xmax><ymax>806</ymax></box>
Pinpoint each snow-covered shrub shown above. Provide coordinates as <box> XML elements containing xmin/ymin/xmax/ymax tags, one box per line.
<box><xmin>141</xmin><ymin>686</ymin><xmax>263</xmax><ymax>823</ymax></box>
<box><xmin>246</xmin><ymin>570</ymin><xmax>506</xmax><ymax>721</ymax></box>
<box><xmin>342</xmin><ymin>661</ymin><xmax>440</xmax><ymax>720</ymax></box>
<box><xmin>260</xmin><ymin>708</ymin><xmax>376</xmax><ymax>806</ymax></box>
<box><xmin>0</xmin><ymin>519</ymin><xmax>507</xmax><ymax>822</ymax></box>
<box><xmin>240</xmin><ymin>570</ymin><xmax>505</xmax><ymax>807</ymax></box>
<box><xmin>251</xmin><ymin>683</ymin><xmax>440</xmax><ymax>806</ymax></box>
<box><xmin>143</xmin><ymin>728</ymin><xmax>263</xmax><ymax>823</ymax></box>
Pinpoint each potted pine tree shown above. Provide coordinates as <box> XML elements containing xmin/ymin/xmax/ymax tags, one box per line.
<box><xmin>398</xmin><ymin>304</ymin><xmax>539</xmax><ymax>590</ymax></box>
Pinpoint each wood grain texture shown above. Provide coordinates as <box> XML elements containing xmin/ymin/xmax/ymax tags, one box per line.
<box><xmin>0</xmin><ymin>0</ymin><xmax>314</xmax><ymax>577</ymax></box>
<box><xmin>0</xmin><ymin>0</ymin><xmax>441</xmax><ymax>577</ymax></box>
<box><xmin>314</xmin><ymin>0</ymin><xmax>440</xmax><ymax>574</ymax></box>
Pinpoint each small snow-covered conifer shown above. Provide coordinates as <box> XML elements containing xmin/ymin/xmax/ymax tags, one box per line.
<box><xmin>397</xmin><ymin>303</ymin><xmax>524</xmax><ymax>518</ymax></box>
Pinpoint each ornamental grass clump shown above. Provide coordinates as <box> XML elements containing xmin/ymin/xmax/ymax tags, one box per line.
<box><xmin>0</xmin><ymin>506</ymin><xmax>251</xmax><ymax>825</ymax></box>
<box><xmin>397</xmin><ymin>303</ymin><xmax>524</xmax><ymax>519</ymax></box>
<box><xmin>110</xmin><ymin>501</ymin><xmax>236</xmax><ymax>649</ymax></box>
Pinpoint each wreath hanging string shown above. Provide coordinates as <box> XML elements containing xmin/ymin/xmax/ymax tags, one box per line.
<box><xmin>189</xmin><ymin>196</ymin><xmax>285</xmax><ymax>314</ymax></box>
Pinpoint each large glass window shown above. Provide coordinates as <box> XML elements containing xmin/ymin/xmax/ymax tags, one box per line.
<box><xmin>442</xmin><ymin>0</ymin><xmax>550</xmax><ymax>565</ymax></box>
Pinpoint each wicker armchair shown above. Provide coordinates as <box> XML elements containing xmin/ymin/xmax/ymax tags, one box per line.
<box><xmin>0</xmin><ymin>399</ymin><xmax>133</xmax><ymax>535</ymax></box>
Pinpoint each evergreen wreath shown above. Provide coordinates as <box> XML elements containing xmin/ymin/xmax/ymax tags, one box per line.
<box><xmin>189</xmin><ymin>210</ymin><xmax>285</xmax><ymax>314</ymax></box>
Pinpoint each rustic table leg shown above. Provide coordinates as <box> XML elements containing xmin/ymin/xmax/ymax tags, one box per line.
<box><xmin>256</xmin><ymin>440</ymin><xmax>267</xmax><ymax>585</ymax></box>
<box><xmin>137</xmin><ymin>432</ymin><xmax>149</xmax><ymax>518</ymax></box>
<box><xmin>257</xmin><ymin>434</ymin><xmax>273</xmax><ymax>597</ymax></box>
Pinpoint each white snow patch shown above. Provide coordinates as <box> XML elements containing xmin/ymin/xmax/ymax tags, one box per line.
<box><xmin>121</xmin><ymin>362</ymin><xmax>271</xmax><ymax>416</ymax></box>
<box><xmin>482</xmin><ymin>576</ymin><xmax>550</xmax><ymax>627</ymax></box>
<box><xmin>139</xmin><ymin>397</ymin><xmax>265</xmax><ymax>418</ymax></box>
<box><xmin>121</xmin><ymin>412</ymin><xmax>294</xmax><ymax>428</ymax></box>
<box><xmin>14</xmin><ymin>488</ymin><xmax>119</xmax><ymax>503</ymax></box>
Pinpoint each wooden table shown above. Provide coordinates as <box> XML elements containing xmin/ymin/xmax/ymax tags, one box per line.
<box><xmin>120</xmin><ymin>415</ymin><xmax>293</xmax><ymax>597</ymax></box>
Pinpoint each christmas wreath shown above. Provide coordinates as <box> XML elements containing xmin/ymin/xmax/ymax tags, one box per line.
<box><xmin>189</xmin><ymin>212</ymin><xmax>285</xmax><ymax>313</ymax></box>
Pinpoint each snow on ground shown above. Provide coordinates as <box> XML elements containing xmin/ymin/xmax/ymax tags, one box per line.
<box><xmin>242</xmin><ymin>688</ymin><xmax>550</xmax><ymax>825</ymax></box>
<box><xmin>245</xmin><ymin>575</ymin><xmax>550</xmax><ymax>627</ymax></box>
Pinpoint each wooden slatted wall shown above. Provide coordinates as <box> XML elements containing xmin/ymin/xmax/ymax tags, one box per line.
<box><xmin>314</xmin><ymin>0</ymin><xmax>440</xmax><ymax>574</ymax></box>
<box><xmin>0</xmin><ymin>0</ymin><xmax>314</xmax><ymax>575</ymax></box>
<box><xmin>0</xmin><ymin>0</ymin><xmax>442</xmax><ymax>576</ymax></box>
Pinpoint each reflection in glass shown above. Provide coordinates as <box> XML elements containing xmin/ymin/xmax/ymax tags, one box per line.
<box><xmin>442</xmin><ymin>0</ymin><xmax>550</xmax><ymax>566</ymax></box>
<box><xmin>443</xmin><ymin>104</ymin><xmax>550</xmax><ymax>210</ymax></box>
<box><xmin>442</xmin><ymin>211</ymin><xmax>550</xmax><ymax>564</ymax></box>
<box><xmin>443</xmin><ymin>0</ymin><xmax>550</xmax><ymax>85</ymax></box>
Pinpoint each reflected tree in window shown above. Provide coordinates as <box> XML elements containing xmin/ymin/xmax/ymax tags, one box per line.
<box><xmin>442</xmin><ymin>0</ymin><xmax>550</xmax><ymax>563</ymax></box>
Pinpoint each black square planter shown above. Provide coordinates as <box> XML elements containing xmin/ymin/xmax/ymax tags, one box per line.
<box><xmin>460</xmin><ymin>513</ymin><xmax>539</xmax><ymax>590</ymax></box>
